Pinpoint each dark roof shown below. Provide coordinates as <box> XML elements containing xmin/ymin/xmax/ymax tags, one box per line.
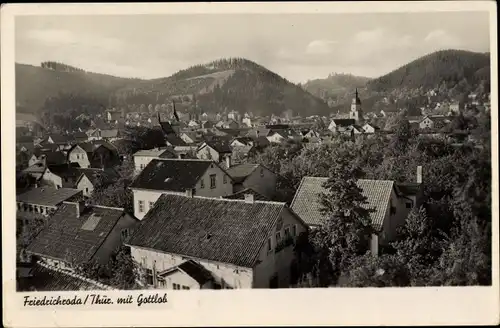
<box><xmin>226</xmin><ymin>164</ymin><xmax>260</xmax><ymax>183</ymax></box>
<box><xmin>77</xmin><ymin>168</ymin><xmax>119</xmax><ymax>187</ymax></box>
<box><xmin>160</xmin><ymin>260</ymin><xmax>213</xmax><ymax>285</ymax></box>
<box><xmin>40</xmin><ymin>151</ymin><xmax>67</xmax><ymax>165</ymax></box>
<box><xmin>48</xmin><ymin>163</ymin><xmax>81</xmax><ymax>178</ymax></box>
<box><xmin>290</xmin><ymin>177</ymin><xmax>394</xmax><ymax>229</ymax></box>
<box><xmin>232</xmin><ymin>137</ymin><xmax>254</xmax><ymax>146</ymax></box>
<box><xmin>129</xmin><ymin>159</ymin><xmax>212</xmax><ymax>191</ymax></box>
<box><xmin>17</xmin><ymin>263</ymin><xmax>111</xmax><ymax>291</ymax></box>
<box><xmin>27</xmin><ymin>203</ymin><xmax>125</xmax><ymax>265</ymax></box>
<box><xmin>127</xmin><ymin>194</ymin><xmax>286</xmax><ymax>267</ymax></box>
<box><xmin>48</xmin><ymin>134</ymin><xmax>72</xmax><ymax>144</ymax></box>
<box><xmin>396</xmin><ymin>182</ymin><xmax>422</xmax><ymax>196</ymax></box>
<box><xmin>159</xmin><ymin>120</ymin><xmax>176</xmax><ymax>135</ymax></box>
<box><xmin>203</xmin><ymin>138</ymin><xmax>232</xmax><ymax>154</ymax></box>
<box><xmin>332</xmin><ymin>119</ymin><xmax>356</xmax><ymax>126</ymax></box>
<box><xmin>223</xmin><ymin>188</ymin><xmax>270</xmax><ymax>201</ymax></box>
<box><xmin>16</xmin><ymin>187</ymin><xmax>82</xmax><ymax>206</ymax></box>
<box><xmin>166</xmin><ymin>134</ymin><xmax>187</xmax><ymax>146</ymax></box>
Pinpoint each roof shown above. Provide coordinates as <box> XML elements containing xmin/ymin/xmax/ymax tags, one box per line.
<box><xmin>159</xmin><ymin>120</ymin><xmax>176</xmax><ymax>135</ymax></box>
<box><xmin>17</xmin><ymin>262</ymin><xmax>111</xmax><ymax>291</ymax></box>
<box><xmin>16</xmin><ymin>187</ymin><xmax>82</xmax><ymax>206</ymax></box>
<box><xmin>23</xmin><ymin>162</ymin><xmax>46</xmax><ymax>175</ymax></box>
<box><xmin>232</xmin><ymin>137</ymin><xmax>254</xmax><ymax>146</ymax></box>
<box><xmin>133</xmin><ymin>148</ymin><xmax>170</xmax><ymax>157</ymax></box>
<box><xmin>127</xmin><ymin>194</ymin><xmax>287</xmax><ymax>267</ymax></box>
<box><xmin>332</xmin><ymin>119</ymin><xmax>355</xmax><ymax>127</ymax></box>
<box><xmin>39</xmin><ymin>151</ymin><xmax>67</xmax><ymax>165</ymax></box>
<box><xmin>27</xmin><ymin>203</ymin><xmax>125</xmax><ymax>265</ymax></box>
<box><xmin>76</xmin><ymin>168</ymin><xmax>119</xmax><ymax>187</ymax></box>
<box><xmin>129</xmin><ymin>159</ymin><xmax>212</xmax><ymax>192</ymax></box>
<box><xmin>202</xmin><ymin>139</ymin><xmax>232</xmax><ymax>154</ymax></box>
<box><xmin>166</xmin><ymin>134</ymin><xmax>188</xmax><ymax>146</ymax></box>
<box><xmin>100</xmin><ymin>129</ymin><xmax>119</xmax><ymax>138</ymax></box>
<box><xmin>159</xmin><ymin>260</ymin><xmax>213</xmax><ymax>285</ymax></box>
<box><xmin>223</xmin><ymin>188</ymin><xmax>270</xmax><ymax>201</ymax></box>
<box><xmin>47</xmin><ymin>134</ymin><xmax>72</xmax><ymax>144</ymax></box>
<box><xmin>395</xmin><ymin>182</ymin><xmax>422</xmax><ymax>196</ymax></box>
<box><xmin>246</xmin><ymin>127</ymin><xmax>271</xmax><ymax>138</ymax></box>
<box><xmin>17</xmin><ymin>135</ymin><xmax>34</xmax><ymax>144</ymax></box>
<box><xmin>226</xmin><ymin>164</ymin><xmax>260</xmax><ymax>183</ymax></box>
<box><xmin>47</xmin><ymin>163</ymin><xmax>81</xmax><ymax>178</ymax></box>
<box><xmin>290</xmin><ymin>177</ymin><xmax>394</xmax><ymax>230</ymax></box>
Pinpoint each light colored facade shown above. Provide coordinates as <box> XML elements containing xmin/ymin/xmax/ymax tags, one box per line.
<box><xmin>129</xmin><ymin>203</ymin><xmax>307</xmax><ymax>289</ymax></box>
<box><xmin>196</xmin><ymin>143</ymin><xmax>231</xmax><ymax>163</ymax></box>
<box><xmin>131</xmin><ymin>164</ymin><xmax>233</xmax><ymax>220</ymax></box>
<box><xmin>67</xmin><ymin>145</ymin><xmax>90</xmax><ymax>168</ymax></box>
<box><xmin>267</xmin><ymin>132</ymin><xmax>286</xmax><ymax>144</ymax></box>
<box><xmin>419</xmin><ymin>116</ymin><xmax>435</xmax><ymax>129</ymax></box>
<box><xmin>76</xmin><ymin>174</ymin><xmax>94</xmax><ymax>197</ymax></box>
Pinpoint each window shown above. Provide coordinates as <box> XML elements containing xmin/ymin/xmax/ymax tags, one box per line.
<box><xmin>121</xmin><ymin>228</ymin><xmax>129</xmax><ymax>241</ymax></box>
<box><xmin>285</xmin><ymin>227</ymin><xmax>290</xmax><ymax>239</ymax></box>
<box><xmin>138</xmin><ymin>200</ymin><xmax>145</xmax><ymax>213</ymax></box>
<box><xmin>292</xmin><ymin>225</ymin><xmax>297</xmax><ymax>237</ymax></box>
<box><xmin>210</xmin><ymin>174</ymin><xmax>216</xmax><ymax>189</ymax></box>
<box><xmin>149</xmin><ymin>201</ymin><xmax>155</xmax><ymax>210</ymax></box>
<box><xmin>267</xmin><ymin>238</ymin><xmax>272</xmax><ymax>252</ymax></box>
<box><xmin>276</xmin><ymin>231</ymin><xmax>281</xmax><ymax>244</ymax></box>
<box><xmin>223</xmin><ymin>174</ymin><xmax>227</xmax><ymax>184</ymax></box>
<box><xmin>76</xmin><ymin>154</ymin><xmax>79</xmax><ymax>159</ymax></box>
<box><xmin>260</xmin><ymin>168</ymin><xmax>264</xmax><ymax>177</ymax></box>
<box><xmin>173</xmin><ymin>283</ymin><xmax>180</xmax><ymax>290</ymax></box>
<box><xmin>85</xmin><ymin>188</ymin><xmax>89</xmax><ymax>193</ymax></box>
<box><xmin>405</xmin><ymin>202</ymin><xmax>412</xmax><ymax>209</ymax></box>
<box><xmin>200</xmin><ymin>178</ymin><xmax>205</xmax><ymax>189</ymax></box>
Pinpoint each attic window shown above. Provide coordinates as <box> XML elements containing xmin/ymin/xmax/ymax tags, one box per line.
<box><xmin>81</xmin><ymin>214</ymin><xmax>101</xmax><ymax>231</ymax></box>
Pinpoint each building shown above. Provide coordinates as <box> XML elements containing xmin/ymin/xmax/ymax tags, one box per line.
<box><xmin>196</xmin><ymin>139</ymin><xmax>233</xmax><ymax>164</ymax></box>
<box><xmin>26</xmin><ymin>202</ymin><xmax>138</xmax><ymax>270</ymax></box>
<box><xmin>328</xmin><ymin>119</ymin><xmax>356</xmax><ymax>134</ymax></box>
<box><xmin>179</xmin><ymin>132</ymin><xmax>199</xmax><ymax>144</ymax></box>
<box><xmin>67</xmin><ymin>144</ymin><xmax>91</xmax><ymax>168</ymax></box>
<box><xmin>226</xmin><ymin>163</ymin><xmax>277</xmax><ymax>199</ymax></box>
<box><xmin>349</xmin><ymin>89</ymin><xmax>364</xmax><ymax>124</ymax></box>
<box><xmin>419</xmin><ymin>115</ymin><xmax>451</xmax><ymax>130</ymax></box>
<box><xmin>16</xmin><ymin>187</ymin><xmax>83</xmax><ymax>218</ymax></box>
<box><xmin>126</xmin><ymin>193</ymin><xmax>308</xmax><ymax>289</ymax></box>
<box><xmin>132</xmin><ymin>147</ymin><xmax>180</xmax><ymax>173</ymax></box>
<box><xmin>290</xmin><ymin>172</ymin><xmax>423</xmax><ymax>256</ymax></box>
<box><xmin>129</xmin><ymin>159</ymin><xmax>233</xmax><ymax>220</ymax></box>
<box><xmin>266</xmin><ymin>129</ymin><xmax>302</xmax><ymax>144</ymax></box>
<box><xmin>230</xmin><ymin>137</ymin><xmax>254</xmax><ymax>148</ymax></box>
<box><xmin>362</xmin><ymin>123</ymin><xmax>381</xmax><ymax>134</ymax></box>
<box><xmin>165</xmin><ymin>134</ymin><xmax>188</xmax><ymax>147</ymax></box>
<box><xmin>75</xmin><ymin>168</ymin><xmax>119</xmax><ymax>197</ymax></box>
<box><xmin>41</xmin><ymin>163</ymin><xmax>81</xmax><ymax>189</ymax></box>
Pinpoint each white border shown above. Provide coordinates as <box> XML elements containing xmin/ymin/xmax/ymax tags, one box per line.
<box><xmin>2</xmin><ymin>2</ymin><xmax>499</xmax><ymax>327</ymax></box>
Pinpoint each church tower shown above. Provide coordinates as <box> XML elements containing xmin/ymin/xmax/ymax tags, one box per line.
<box><xmin>350</xmin><ymin>88</ymin><xmax>364</xmax><ymax>124</ymax></box>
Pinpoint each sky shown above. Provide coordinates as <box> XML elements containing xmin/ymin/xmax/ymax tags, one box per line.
<box><xmin>15</xmin><ymin>12</ymin><xmax>490</xmax><ymax>84</ymax></box>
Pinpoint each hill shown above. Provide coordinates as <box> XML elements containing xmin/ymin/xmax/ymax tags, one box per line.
<box><xmin>114</xmin><ymin>58</ymin><xmax>330</xmax><ymax>117</ymax></box>
<box><xmin>367</xmin><ymin>50</ymin><xmax>490</xmax><ymax>92</ymax></box>
<box><xmin>302</xmin><ymin>73</ymin><xmax>371</xmax><ymax>99</ymax></box>
<box><xmin>15</xmin><ymin>63</ymin><xmax>139</xmax><ymax>114</ymax></box>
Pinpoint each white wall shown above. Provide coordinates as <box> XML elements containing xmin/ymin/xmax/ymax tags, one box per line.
<box><xmin>197</xmin><ymin>145</ymin><xmax>221</xmax><ymax>162</ymax></box>
<box><xmin>134</xmin><ymin>156</ymin><xmax>157</xmax><ymax>173</ymax></box>
<box><xmin>68</xmin><ymin>147</ymin><xmax>90</xmax><ymax>168</ymax></box>
<box><xmin>159</xmin><ymin>270</ymin><xmax>200</xmax><ymax>289</ymax></box>
<box><xmin>130</xmin><ymin>246</ymin><xmax>253</xmax><ymax>289</ymax></box>
<box><xmin>267</xmin><ymin>134</ymin><xmax>285</xmax><ymax>144</ymax></box>
<box><xmin>76</xmin><ymin>175</ymin><xmax>94</xmax><ymax>197</ymax></box>
<box><xmin>132</xmin><ymin>189</ymin><xmax>173</xmax><ymax>220</ymax></box>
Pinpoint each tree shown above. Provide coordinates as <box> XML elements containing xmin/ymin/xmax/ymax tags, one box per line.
<box><xmin>308</xmin><ymin>148</ymin><xmax>375</xmax><ymax>285</ymax></box>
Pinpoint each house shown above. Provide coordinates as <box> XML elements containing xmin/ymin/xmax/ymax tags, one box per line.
<box><xmin>242</xmin><ymin>117</ymin><xmax>252</xmax><ymax>127</ymax></box>
<box><xmin>16</xmin><ymin>135</ymin><xmax>34</xmax><ymax>153</ymax></box>
<box><xmin>129</xmin><ymin>159</ymin><xmax>233</xmax><ymax>220</ymax></box>
<box><xmin>16</xmin><ymin>187</ymin><xmax>83</xmax><ymax>218</ymax></box>
<box><xmin>380</xmin><ymin>108</ymin><xmax>399</xmax><ymax>117</ymax></box>
<box><xmin>245</xmin><ymin>127</ymin><xmax>271</xmax><ymax>139</ymax></box>
<box><xmin>42</xmin><ymin>163</ymin><xmax>81</xmax><ymax>189</ymax></box>
<box><xmin>223</xmin><ymin>188</ymin><xmax>270</xmax><ymax>201</ymax></box>
<box><xmin>75</xmin><ymin>168</ymin><xmax>119</xmax><ymax>197</ymax></box>
<box><xmin>126</xmin><ymin>193</ymin><xmax>308</xmax><ymax>289</ymax></box>
<box><xmin>179</xmin><ymin>132</ymin><xmax>199</xmax><ymax>144</ymax></box>
<box><xmin>419</xmin><ymin>115</ymin><xmax>451</xmax><ymax>130</ymax></box>
<box><xmin>67</xmin><ymin>144</ymin><xmax>91</xmax><ymax>168</ymax></box>
<box><xmin>223</xmin><ymin>120</ymin><xmax>240</xmax><ymax>129</ymax></box>
<box><xmin>362</xmin><ymin>123</ymin><xmax>380</xmax><ymax>134</ymax></box>
<box><xmin>197</xmin><ymin>139</ymin><xmax>233</xmax><ymax>164</ymax></box>
<box><xmin>227</xmin><ymin>110</ymin><xmax>240</xmax><ymax>121</ymax></box>
<box><xmin>302</xmin><ymin>129</ymin><xmax>321</xmax><ymax>139</ymax></box>
<box><xmin>226</xmin><ymin>163</ymin><xmax>277</xmax><ymax>199</ymax></box>
<box><xmin>26</xmin><ymin>202</ymin><xmax>138</xmax><ymax>271</ymax></box>
<box><xmin>17</xmin><ymin>262</ymin><xmax>112</xmax><ymax>292</ymax></box>
<box><xmin>328</xmin><ymin>119</ymin><xmax>355</xmax><ymax>134</ymax></box>
<box><xmin>290</xmin><ymin>173</ymin><xmax>423</xmax><ymax>256</ymax></box>
<box><xmin>71</xmin><ymin>132</ymin><xmax>89</xmax><ymax>143</ymax></box>
<box><xmin>201</xmin><ymin>121</ymin><xmax>215</xmax><ymax>130</ymax></box>
<box><xmin>267</xmin><ymin>130</ymin><xmax>301</xmax><ymax>144</ymax></box>
<box><xmin>133</xmin><ymin>147</ymin><xmax>180</xmax><ymax>172</ymax></box>
<box><xmin>89</xmin><ymin>143</ymin><xmax>121</xmax><ymax>169</ymax></box>
<box><xmin>230</xmin><ymin>137</ymin><xmax>254</xmax><ymax>148</ymax></box>
<box><xmin>106</xmin><ymin>110</ymin><xmax>123</xmax><ymax>122</ymax></box>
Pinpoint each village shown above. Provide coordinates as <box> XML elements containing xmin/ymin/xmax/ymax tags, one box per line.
<box><xmin>14</xmin><ymin>84</ymin><xmax>491</xmax><ymax>291</ymax></box>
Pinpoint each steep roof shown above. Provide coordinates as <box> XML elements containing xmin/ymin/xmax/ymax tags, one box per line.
<box><xmin>16</xmin><ymin>187</ymin><xmax>82</xmax><ymax>207</ymax></box>
<box><xmin>202</xmin><ymin>138</ymin><xmax>232</xmax><ymax>154</ymax></box>
<box><xmin>159</xmin><ymin>260</ymin><xmax>214</xmax><ymax>285</ymax></box>
<box><xmin>226</xmin><ymin>164</ymin><xmax>260</xmax><ymax>183</ymax></box>
<box><xmin>332</xmin><ymin>119</ymin><xmax>356</xmax><ymax>127</ymax></box>
<box><xmin>47</xmin><ymin>163</ymin><xmax>81</xmax><ymax>178</ymax></box>
<box><xmin>127</xmin><ymin>194</ymin><xmax>287</xmax><ymax>268</ymax></box>
<box><xmin>166</xmin><ymin>134</ymin><xmax>188</xmax><ymax>147</ymax></box>
<box><xmin>129</xmin><ymin>159</ymin><xmax>212</xmax><ymax>192</ymax></box>
<box><xmin>223</xmin><ymin>188</ymin><xmax>270</xmax><ymax>201</ymax></box>
<box><xmin>290</xmin><ymin>177</ymin><xmax>394</xmax><ymax>230</ymax></box>
<box><xmin>27</xmin><ymin>203</ymin><xmax>126</xmax><ymax>265</ymax></box>
<box><xmin>76</xmin><ymin>168</ymin><xmax>119</xmax><ymax>188</ymax></box>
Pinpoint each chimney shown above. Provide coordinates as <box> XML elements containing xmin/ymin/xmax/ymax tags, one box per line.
<box><xmin>244</xmin><ymin>193</ymin><xmax>254</xmax><ymax>204</ymax></box>
<box><xmin>225</xmin><ymin>155</ymin><xmax>232</xmax><ymax>169</ymax></box>
<box><xmin>416</xmin><ymin>166</ymin><xmax>423</xmax><ymax>184</ymax></box>
<box><xmin>75</xmin><ymin>200</ymin><xmax>86</xmax><ymax>218</ymax></box>
<box><xmin>185</xmin><ymin>189</ymin><xmax>194</xmax><ymax>198</ymax></box>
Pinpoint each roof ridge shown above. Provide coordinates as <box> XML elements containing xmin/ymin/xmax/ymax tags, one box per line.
<box><xmin>92</xmin><ymin>205</ymin><xmax>125</xmax><ymax>211</ymax></box>
<box><xmin>166</xmin><ymin>193</ymin><xmax>286</xmax><ymax>206</ymax></box>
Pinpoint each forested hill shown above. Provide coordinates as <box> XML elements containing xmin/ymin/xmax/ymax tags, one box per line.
<box><xmin>302</xmin><ymin>73</ymin><xmax>371</xmax><ymax>99</ymax></box>
<box><xmin>114</xmin><ymin>58</ymin><xmax>330</xmax><ymax>117</ymax></box>
<box><xmin>367</xmin><ymin>50</ymin><xmax>490</xmax><ymax>92</ymax></box>
<box><xmin>15</xmin><ymin>63</ymin><xmax>139</xmax><ymax>114</ymax></box>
